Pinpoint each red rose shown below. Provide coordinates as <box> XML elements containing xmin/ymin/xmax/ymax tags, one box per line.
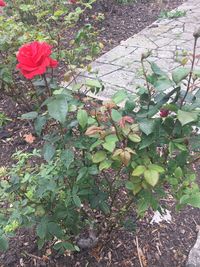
<box><xmin>160</xmin><ymin>109</ymin><xmax>169</xmax><ymax>118</ymax></box>
<box><xmin>0</xmin><ymin>0</ymin><xmax>6</xmax><ymax>6</ymax></box>
<box><xmin>16</xmin><ymin>41</ymin><xmax>58</xmax><ymax>79</ymax></box>
<box><xmin>69</xmin><ymin>0</ymin><xmax>77</xmax><ymax>4</ymax></box>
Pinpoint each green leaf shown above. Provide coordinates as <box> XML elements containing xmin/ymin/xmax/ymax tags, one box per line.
<box><xmin>132</xmin><ymin>165</ymin><xmax>146</xmax><ymax>176</ymax></box>
<box><xmin>174</xmin><ymin>167</ymin><xmax>183</xmax><ymax>179</ymax></box>
<box><xmin>36</xmin><ymin>220</ymin><xmax>47</xmax><ymax>239</ymax></box>
<box><xmin>34</xmin><ymin>116</ymin><xmax>46</xmax><ymax>136</ymax></box>
<box><xmin>47</xmin><ymin>95</ymin><xmax>68</xmax><ymax>124</ymax></box>
<box><xmin>128</xmin><ymin>133</ymin><xmax>141</xmax><ymax>143</ymax></box>
<box><xmin>139</xmin><ymin>119</ymin><xmax>155</xmax><ymax>135</ymax></box>
<box><xmin>61</xmin><ymin>149</ymin><xmax>74</xmax><ymax>169</ymax></box>
<box><xmin>105</xmin><ymin>134</ymin><xmax>118</xmax><ymax>143</ymax></box>
<box><xmin>172</xmin><ymin>67</ymin><xmax>190</xmax><ymax>84</ymax></box>
<box><xmin>177</xmin><ymin>110</ymin><xmax>198</xmax><ymax>126</ymax></box>
<box><xmin>21</xmin><ymin>111</ymin><xmax>38</xmax><ymax>120</ymax></box>
<box><xmin>154</xmin><ymin>77</ymin><xmax>172</xmax><ymax>91</ymax></box>
<box><xmin>180</xmin><ymin>193</ymin><xmax>200</xmax><ymax>208</ymax></box>
<box><xmin>144</xmin><ymin>170</ymin><xmax>159</xmax><ymax>187</ymax></box>
<box><xmin>0</xmin><ymin>236</ymin><xmax>9</xmax><ymax>251</ymax></box>
<box><xmin>85</xmin><ymin>79</ymin><xmax>102</xmax><ymax>89</ymax></box>
<box><xmin>92</xmin><ymin>151</ymin><xmax>106</xmax><ymax>163</ymax></box>
<box><xmin>90</xmin><ymin>140</ymin><xmax>104</xmax><ymax>151</ymax></box>
<box><xmin>103</xmin><ymin>141</ymin><xmax>115</xmax><ymax>152</ymax></box>
<box><xmin>77</xmin><ymin>109</ymin><xmax>88</xmax><ymax>129</ymax></box>
<box><xmin>112</xmin><ymin>90</ymin><xmax>127</xmax><ymax>104</ymax></box>
<box><xmin>111</xmin><ymin>109</ymin><xmax>122</xmax><ymax>122</ymax></box>
<box><xmin>43</xmin><ymin>143</ymin><xmax>55</xmax><ymax>162</ymax></box>
<box><xmin>54</xmin><ymin>241</ymin><xmax>75</xmax><ymax>251</ymax></box>
<box><xmin>73</xmin><ymin>195</ymin><xmax>82</xmax><ymax>208</ymax></box>
<box><xmin>126</xmin><ymin>181</ymin><xmax>134</xmax><ymax>190</ymax></box>
<box><xmin>77</xmin><ymin>167</ymin><xmax>88</xmax><ymax>181</ymax></box>
<box><xmin>99</xmin><ymin>160</ymin><xmax>112</xmax><ymax>171</ymax></box>
<box><xmin>150</xmin><ymin>62</ymin><xmax>168</xmax><ymax>76</ymax></box>
<box><xmin>47</xmin><ymin>222</ymin><xmax>63</xmax><ymax>238</ymax></box>
<box><xmin>149</xmin><ymin>164</ymin><xmax>164</xmax><ymax>173</ymax></box>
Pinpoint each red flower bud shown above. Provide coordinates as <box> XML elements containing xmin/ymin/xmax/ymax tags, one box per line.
<box><xmin>160</xmin><ymin>109</ymin><xmax>169</xmax><ymax>118</ymax></box>
<box><xmin>69</xmin><ymin>0</ymin><xmax>77</xmax><ymax>4</ymax></box>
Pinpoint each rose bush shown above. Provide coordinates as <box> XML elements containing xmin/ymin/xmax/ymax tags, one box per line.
<box><xmin>16</xmin><ymin>41</ymin><xmax>58</xmax><ymax>79</ymax></box>
<box><xmin>1</xmin><ymin>31</ymin><xmax>200</xmax><ymax>254</ymax></box>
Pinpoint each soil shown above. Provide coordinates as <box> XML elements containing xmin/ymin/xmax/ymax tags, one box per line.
<box><xmin>91</xmin><ymin>0</ymin><xmax>185</xmax><ymax>53</ymax></box>
<box><xmin>3</xmin><ymin>1</ymin><xmax>200</xmax><ymax>267</ymax></box>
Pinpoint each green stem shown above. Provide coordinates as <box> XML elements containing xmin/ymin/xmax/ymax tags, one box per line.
<box><xmin>180</xmin><ymin>37</ymin><xmax>198</xmax><ymax>107</ymax></box>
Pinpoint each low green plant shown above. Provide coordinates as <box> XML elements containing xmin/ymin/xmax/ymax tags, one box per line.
<box><xmin>0</xmin><ymin>112</ymin><xmax>11</xmax><ymax>127</ymax></box>
<box><xmin>159</xmin><ymin>9</ymin><xmax>186</xmax><ymax>19</ymax></box>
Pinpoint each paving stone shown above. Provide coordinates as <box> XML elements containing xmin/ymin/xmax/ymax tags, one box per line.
<box><xmin>83</xmin><ymin>62</ymin><xmax>122</xmax><ymax>78</ymax></box>
<box><xmin>96</xmin><ymin>45</ymin><xmax>137</xmax><ymax>63</ymax></box>
<box><xmin>120</xmin><ymin>35</ymin><xmax>157</xmax><ymax>49</ymax></box>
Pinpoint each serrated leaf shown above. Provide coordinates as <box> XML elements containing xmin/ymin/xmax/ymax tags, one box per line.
<box><xmin>103</xmin><ymin>141</ymin><xmax>115</xmax><ymax>152</ymax></box>
<box><xmin>21</xmin><ymin>111</ymin><xmax>38</xmax><ymax>120</ymax></box>
<box><xmin>139</xmin><ymin>119</ymin><xmax>155</xmax><ymax>135</ymax></box>
<box><xmin>154</xmin><ymin>77</ymin><xmax>172</xmax><ymax>91</ymax></box>
<box><xmin>99</xmin><ymin>160</ymin><xmax>112</xmax><ymax>171</ymax></box>
<box><xmin>126</xmin><ymin>181</ymin><xmax>134</xmax><ymax>190</ymax></box>
<box><xmin>144</xmin><ymin>169</ymin><xmax>159</xmax><ymax>187</ymax></box>
<box><xmin>112</xmin><ymin>90</ymin><xmax>127</xmax><ymax>104</ymax></box>
<box><xmin>0</xmin><ymin>236</ymin><xmax>9</xmax><ymax>251</ymax></box>
<box><xmin>43</xmin><ymin>143</ymin><xmax>55</xmax><ymax>162</ymax></box>
<box><xmin>77</xmin><ymin>109</ymin><xmax>88</xmax><ymax>129</ymax></box>
<box><xmin>148</xmin><ymin>164</ymin><xmax>164</xmax><ymax>173</ymax></box>
<box><xmin>34</xmin><ymin>116</ymin><xmax>46</xmax><ymax>136</ymax></box>
<box><xmin>85</xmin><ymin>78</ymin><xmax>102</xmax><ymax>89</ymax></box>
<box><xmin>150</xmin><ymin>62</ymin><xmax>168</xmax><ymax>76</ymax></box>
<box><xmin>111</xmin><ymin>109</ymin><xmax>122</xmax><ymax>122</ymax></box>
<box><xmin>177</xmin><ymin>110</ymin><xmax>198</xmax><ymax>126</ymax></box>
<box><xmin>174</xmin><ymin>167</ymin><xmax>183</xmax><ymax>178</ymax></box>
<box><xmin>47</xmin><ymin>222</ymin><xmax>63</xmax><ymax>238</ymax></box>
<box><xmin>61</xmin><ymin>149</ymin><xmax>74</xmax><ymax>169</ymax></box>
<box><xmin>172</xmin><ymin>67</ymin><xmax>190</xmax><ymax>84</ymax></box>
<box><xmin>92</xmin><ymin>151</ymin><xmax>106</xmax><ymax>163</ymax></box>
<box><xmin>73</xmin><ymin>195</ymin><xmax>82</xmax><ymax>207</ymax></box>
<box><xmin>47</xmin><ymin>95</ymin><xmax>68</xmax><ymax>124</ymax></box>
<box><xmin>180</xmin><ymin>193</ymin><xmax>200</xmax><ymax>208</ymax></box>
<box><xmin>132</xmin><ymin>165</ymin><xmax>146</xmax><ymax>176</ymax></box>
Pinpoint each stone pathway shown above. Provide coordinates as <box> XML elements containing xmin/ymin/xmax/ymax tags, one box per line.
<box><xmin>63</xmin><ymin>0</ymin><xmax>200</xmax><ymax>100</ymax></box>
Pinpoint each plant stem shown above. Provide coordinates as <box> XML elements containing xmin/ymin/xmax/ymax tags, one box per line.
<box><xmin>180</xmin><ymin>37</ymin><xmax>198</xmax><ymax>107</ymax></box>
<box><xmin>43</xmin><ymin>74</ymin><xmax>51</xmax><ymax>97</ymax></box>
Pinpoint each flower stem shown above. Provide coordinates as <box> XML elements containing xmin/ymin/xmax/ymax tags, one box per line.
<box><xmin>180</xmin><ymin>36</ymin><xmax>198</xmax><ymax>108</ymax></box>
<box><xmin>43</xmin><ymin>74</ymin><xmax>51</xmax><ymax>97</ymax></box>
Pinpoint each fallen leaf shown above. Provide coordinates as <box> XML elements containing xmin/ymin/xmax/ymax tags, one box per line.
<box><xmin>24</xmin><ymin>133</ymin><xmax>36</xmax><ymax>144</ymax></box>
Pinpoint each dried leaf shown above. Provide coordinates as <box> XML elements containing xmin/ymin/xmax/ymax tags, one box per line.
<box><xmin>24</xmin><ymin>133</ymin><xmax>36</xmax><ymax>144</ymax></box>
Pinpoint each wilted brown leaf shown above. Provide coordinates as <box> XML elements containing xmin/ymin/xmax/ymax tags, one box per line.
<box><xmin>23</xmin><ymin>133</ymin><xmax>36</xmax><ymax>144</ymax></box>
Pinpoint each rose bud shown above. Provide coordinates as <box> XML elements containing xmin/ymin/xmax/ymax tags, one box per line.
<box><xmin>160</xmin><ymin>109</ymin><xmax>169</xmax><ymax>118</ymax></box>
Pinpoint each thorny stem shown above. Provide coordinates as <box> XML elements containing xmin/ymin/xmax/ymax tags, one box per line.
<box><xmin>180</xmin><ymin>37</ymin><xmax>198</xmax><ymax>107</ymax></box>
<box><xmin>141</xmin><ymin>58</ymin><xmax>151</xmax><ymax>109</ymax></box>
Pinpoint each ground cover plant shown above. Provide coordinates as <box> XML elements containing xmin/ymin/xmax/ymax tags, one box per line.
<box><xmin>1</xmin><ymin>0</ymin><xmax>200</xmax><ymax>266</ymax></box>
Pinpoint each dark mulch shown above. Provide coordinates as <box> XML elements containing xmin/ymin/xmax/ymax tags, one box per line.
<box><xmin>91</xmin><ymin>0</ymin><xmax>185</xmax><ymax>53</ymax></box>
<box><xmin>2</xmin><ymin>1</ymin><xmax>200</xmax><ymax>267</ymax></box>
